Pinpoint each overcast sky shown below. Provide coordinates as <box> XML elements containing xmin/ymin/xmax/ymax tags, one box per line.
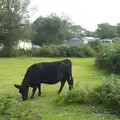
<box><xmin>30</xmin><ymin>0</ymin><xmax>120</xmax><ymax>31</ymax></box>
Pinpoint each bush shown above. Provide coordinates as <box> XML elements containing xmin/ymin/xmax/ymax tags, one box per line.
<box><xmin>88</xmin><ymin>39</ymin><xmax>101</xmax><ymax>53</ymax></box>
<box><xmin>0</xmin><ymin>44</ymin><xmax>97</xmax><ymax>57</ymax></box>
<box><xmin>0</xmin><ymin>48</ymin><xmax>40</xmax><ymax>57</ymax></box>
<box><xmin>0</xmin><ymin>95</ymin><xmax>42</xmax><ymax>120</ymax></box>
<box><xmin>84</xmin><ymin>45</ymin><xmax>97</xmax><ymax>57</ymax></box>
<box><xmin>91</xmin><ymin>74</ymin><xmax>120</xmax><ymax>115</ymax></box>
<box><xmin>0</xmin><ymin>47</ymin><xmax>17</xmax><ymax>57</ymax></box>
<box><xmin>38</xmin><ymin>44</ymin><xmax>65</xmax><ymax>57</ymax></box>
<box><xmin>55</xmin><ymin>83</ymin><xmax>91</xmax><ymax>105</ymax></box>
<box><xmin>56</xmin><ymin>74</ymin><xmax>120</xmax><ymax>115</ymax></box>
<box><xmin>66</xmin><ymin>45</ymin><xmax>85</xmax><ymax>57</ymax></box>
<box><xmin>113</xmin><ymin>37</ymin><xmax>120</xmax><ymax>43</ymax></box>
<box><xmin>95</xmin><ymin>43</ymin><xmax>120</xmax><ymax>74</ymax></box>
<box><xmin>34</xmin><ymin>44</ymin><xmax>97</xmax><ymax>57</ymax></box>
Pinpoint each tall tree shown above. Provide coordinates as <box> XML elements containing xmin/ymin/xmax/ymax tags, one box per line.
<box><xmin>95</xmin><ymin>23</ymin><xmax>118</xmax><ymax>39</ymax></box>
<box><xmin>83</xmin><ymin>29</ymin><xmax>96</xmax><ymax>37</ymax></box>
<box><xmin>117</xmin><ymin>23</ymin><xmax>120</xmax><ymax>37</ymax></box>
<box><xmin>69</xmin><ymin>25</ymin><xmax>83</xmax><ymax>37</ymax></box>
<box><xmin>0</xmin><ymin>0</ymin><xmax>33</xmax><ymax>56</ymax></box>
<box><xmin>32</xmin><ymin>14</ymin><xmax>72</xmax><ymax>46</ymax></box>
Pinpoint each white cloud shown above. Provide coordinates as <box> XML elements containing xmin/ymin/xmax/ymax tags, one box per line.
<box><xmin>30</xmin><ymin>0</ymin><xmax>120</xmax><ymax>31</ymax></box>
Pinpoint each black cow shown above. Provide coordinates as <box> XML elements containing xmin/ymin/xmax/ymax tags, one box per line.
<box><xmin>14</xmin><ymin>59</ymin><xmax>74</xmax><ymax>101</ymax></box>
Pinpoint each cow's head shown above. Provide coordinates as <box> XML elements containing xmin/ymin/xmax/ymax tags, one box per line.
<box><xmin>14</xmin><ymin>84</ymin><xmax>29</xmax><ymax>101</ymax></box>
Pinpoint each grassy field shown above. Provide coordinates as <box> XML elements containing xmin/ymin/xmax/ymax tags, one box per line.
<box><xmin>0</xmin><ymin>57</ymin><xmax>120</xmax><ymax>120</ymax></box>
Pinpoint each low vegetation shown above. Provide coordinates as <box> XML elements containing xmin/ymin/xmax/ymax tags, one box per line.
<box><xmin>95</xmin><ymin>43</ymin><xmax>120</xmax><ymax>74</ymax></box>
<box><xmin>0</xmin><ymin>95</ymin><xmax>42</xmax><ymax>120</ymax></box>
<box><xmin>0</xmin><ymin>44</ymin><xmax>97</xmax><ymax>57</ymax></box>
<box><xmin>91</xmin><ymin>74</ymin><xmax>120</xmax><ymax>115</ymax></box>
<box><xmin>1</xmin><ymin>0</ymin><xmax>120</xmax><ymax>119</ymax></box>
<box><xmin>56</xmin><ymin>74</ymin><xmax>120</xmax><ymax>115</ymax></box>
<box><xmin>0</xmin><ymin>58</ymin><xmax>120</xmax><ymax>119</ymax></box>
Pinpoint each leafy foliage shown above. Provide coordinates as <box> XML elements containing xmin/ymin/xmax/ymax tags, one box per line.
<box><xmin>34</xmin><ymin>44</ymin><xmax>97</xmax><ymax>57</ymax></box>
<box><xmin>69</xmin><ymin>25</ymin><xmax>84</xmax><ymax>37</ymax></box>
<box><xmin>95</xmin><ymin>43</ymin><xmax>120</xmax><ymax>74</ymax></box>
<box><xmin>0</xmin><ymin>48</ymin><xmax>34</xmax><ymax>57</ymax></box>
<box><xmin>95</xmin><ymin>23</ymin><xmax>118</xmax><ymax>39</ymax></box>
<box><xmin>113</xmin><ymin>37</ymin><xmax>120</xmax><ymax>43</ymax></box>
<box><xmin>0</xmin><ymin>44</ymin><xmax>97</xmax><ymax>57</ymax></box>
<box><xmin>88</xmin><ymin>39</ymin><xmax>101</xmax><ymax>52</ymax></box>
<box><xmin>91</xmin><ymin>74</ymin><xmax>120</xmax><ymax>115</ymax></box>
<box><xmin>56</xmin><ymin>84</ymin><xmax>90</xmax><ymax>105</ymax></box>
<box><xmin>0</xmin><ymin>95</ymin><xmax>42</xmax><ymax>120</ymax></box>
<box><xmin>0</xmin><ymin>0</ymin><xmax>33</xmax><ymax>56</ymax></box>
<box><xmin>32</xmin><ymin>14</ymin><xmax>72</xmax><ymax>46</ymax></box>
<box><xmin>56</xmin><ymin>74</ymin><xmax>120</xmax><ymax>115</ymax></box>
<box><xmin>117</xmin><ymin>23</ymin><xmax>120</xmax><ymax>37</ymax></box>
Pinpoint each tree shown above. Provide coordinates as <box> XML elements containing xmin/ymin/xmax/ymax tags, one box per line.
<box><xmin>95</xmin><ymin>23</ymin><xmax>118</xmax><ymax>39</ymax></box>
<box><xmin>0</xmin><ymin>0</ymin><xmax>33</xmax><ymax>56</ymax></box>
<box><xmin>69</xmin><ymin>25</ymin><xmax>83</xmax><ymax>37</ymax></box>
<box><xmin>83</xmin><ymin>29</ymin><xmax>96</xmax><ymax>37</ymax></box>
<box><xmin>68</xmin><ymin>26</ymin><xmax>96</xmax><ymax>38</ymax></box>
<box><xmin>117</xmin><ymin>23</ymin><xmax>120</xmax><ymax>37</ymax></box>
<box><xmin>32</xmin><ymin>14</ymin><xmax>72</xmax><ymax>46</ymax></box>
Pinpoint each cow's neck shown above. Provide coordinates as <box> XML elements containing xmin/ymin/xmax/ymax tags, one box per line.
<box><xmin>21</xmin><ymin>78</ymin><xmax>29</xmax><ymax>88</ymax></box>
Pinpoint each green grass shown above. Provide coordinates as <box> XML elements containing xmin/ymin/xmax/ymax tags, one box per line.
<box><xmin>0</xmin><ymin>57</ymin><xmax>120</xmax><ymax>120</ymax></box>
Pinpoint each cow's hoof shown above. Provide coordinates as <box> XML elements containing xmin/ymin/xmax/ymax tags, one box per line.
<box><xmin>30</xmin><ymin>96</ymin><xmax>34</xmax><ymax>99</ymax></box>
<box><xmin>57</xmin><ymin>92</ymin><xmax>60</xmax><ymax>94</ymax></box>
<box><xmin>38</xmin><ymin>93</ymin><xmax>41</xmax><ymax>96</ymax></box>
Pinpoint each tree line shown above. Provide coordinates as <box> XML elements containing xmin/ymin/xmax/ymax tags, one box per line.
<box><xmin>0</xmin><ymin>0</ymin><xmax>120</xmax><ymax>56</ymax></box>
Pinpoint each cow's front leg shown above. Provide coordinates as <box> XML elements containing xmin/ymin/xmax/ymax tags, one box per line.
<box><xmin>57</xmin><ymin>80</ymin><xmax>66</xmax><ymax>94</ymax></box>
<box><xmin>30</xmin><ymin>87</ymin><xmax>37</xmax><ymax>99</ymax></box>
<box><xmin>38</xmin><ymin>84</ymin><xmax>41</xmax><ymax>96</ymax></box>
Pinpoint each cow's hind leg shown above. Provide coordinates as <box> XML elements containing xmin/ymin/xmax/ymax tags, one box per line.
<box><xmin>57</xmin><ymin>80</ymin><xmax>66</xmax><ymax>94</ymax></box>
<box><xmin>38</xmin><ymin>84</ymin><xmax>41</xmax><ymax>96</ymax></box>
<box><xmin>30</xmin><ymin>87</ymin><xmax>37</xmax><ymax>99</ymax></box>
<box><xmin>67</xmin><ymin>76</ymin><xmax>73</xmax><ymax>90</ymax></box>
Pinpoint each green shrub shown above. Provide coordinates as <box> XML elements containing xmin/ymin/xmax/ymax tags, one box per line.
<box><xmin>88</xmin><ymin>39</ymin><xmax>101</xmax><ymax>52</ymax></box>
<box><xmin>0</xmin><ymin>47</ymin><xmax>17</xmax><ymax>57</ymax></box>
<box><xmin>0</xmin><ymin>48</ymin><xmax>35</xmax><ymax>57</ymax></box>
<box><xmin>91</xmin><ymin>74</ymin><xmax>120</xmax><ymax>115</ymax></box>
<box><xmin>66</xmin><ymin>45</ymin><xmax>85</xmax><ymax>57</ymax></box>
<box><xmin>57</xmin><ymin>45</ymin><xmax>69</xmax><ymax>57</ymax></box>
<box><xmin>56</xmin><ymin>74</ymin><xmax>120</xmax><ymax>115</ymax></box>
<box><xmin>95</xmin><ymin>43</ymin><xmax>120</xmax><ymax>74</ymax></box>
<box><xmin>84</xmin><ymin>45</ymin><xmax>97</xmax><ymax>57</ymax></box>
<box><xmin>15</xmin><ymin>49</ymin><xmax>34</xmax><ymax>57</ymax></box>
<box><xmin>0</xmin><ymin>95</ymin><xmax>42</xmax><ymax>120</ymax></box>
<box><xmin>0</xmin><ymin>44</ymin><xmax>97</xmax><ymax>57</ymax></box>
<box><xmin>55</xmin><ymin>83</ymin><xmax>91</xmax><ymax>105</ymax></box>
<box><xmin>34</xmin><ymin>44</ymin><xmax>97</xmax><ymax>57</ymax></box>
<box><xmin>113</xmin><ymin>37</ymin><xmax>120</xmax><ymax>43</ymax></box>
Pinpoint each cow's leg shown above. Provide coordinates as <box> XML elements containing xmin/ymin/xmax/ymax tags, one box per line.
<box><xmin>30</xmin><ymin>87</ymin><xmax>37</xmax><ymax>99</ymax></box>
<box><xmin>67</xmin><ymin>76</ymin><xmax>73</xmax><ymax>90</ymax></box>
<box><xmin>38</xmin><ymin>84</ymin><xmax>41</xmax><ymax>96</ymax></box>
<box><xmin>57</xmin><ymin>80</ymin><xmax>66</xmax><ymax>94</ymax></box>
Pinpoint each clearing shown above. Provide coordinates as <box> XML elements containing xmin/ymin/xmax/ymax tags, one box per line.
<box><xmin>0</xmin><ymin>57</ymin><xmax>119</xmax><ymax>120</ymax></box>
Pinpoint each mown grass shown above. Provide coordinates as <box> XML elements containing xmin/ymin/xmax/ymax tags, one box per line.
<box><xmin>0</xmin><ymin>57</ymin><xmax>119</xmax><ymax>120</ymax></box>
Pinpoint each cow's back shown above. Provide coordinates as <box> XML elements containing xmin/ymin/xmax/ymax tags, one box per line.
<box><xmin>40</xmin><ymin>62</ymin><xmax>62</xmax><ymax>83</ymax></box>
<box><xmin>26</xmin><ymin>61</ymin><xmax>62</xmax><ymax>85</ymax></box>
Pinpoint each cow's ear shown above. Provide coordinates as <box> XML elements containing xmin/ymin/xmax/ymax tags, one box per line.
<box><xmin>14</xmin><ymin>84</ymin><xmax>21</xmax><ymax>89</ymax></box>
